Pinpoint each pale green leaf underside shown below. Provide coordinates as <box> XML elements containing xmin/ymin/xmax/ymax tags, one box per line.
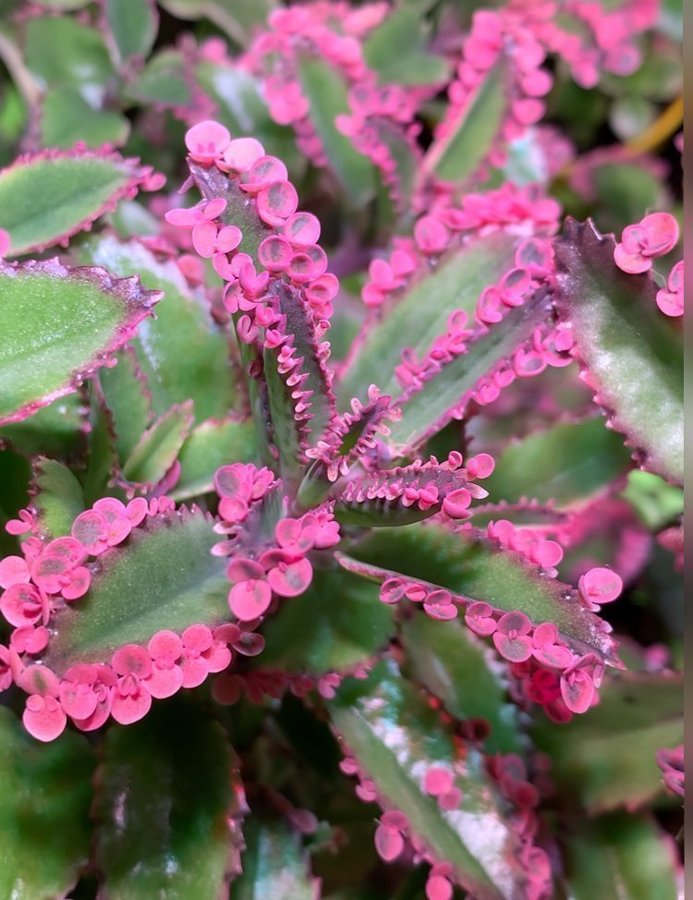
<box><xmin>233</xmin><ymin>818</ymin><xmax>317</xmax><ymax>900</ymax></box>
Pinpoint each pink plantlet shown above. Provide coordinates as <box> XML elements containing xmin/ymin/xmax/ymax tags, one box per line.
<box><xmin>110</xmin><ymin>644</ymin><xmax>153</xmax><ymax>725</ymax></box>
<box><xmin>185</xmin><ymin>120</ymin><xmax>231</xmax><ymax>164</ymax></box>
<box><xmin>614</xmin><ymin>212</ymin><xmax>679</xmax><ymax>274</ymax></box>
<box><xmin>465</xmin><ymin>601</ymin><xmax>497</xmax><ymax>637</ymax></box>
<box><xmin>656</xmin><ymin>260</ymin><xmax>684</xmax><ymax>317</ymax></box>
<box><xmin>577</xmin><ymin>567</ymin><xmax>623</xmax><ymax>611</ymax></box>
<box><xmin>493</xmin><ymin>611</ymin><xmax>533</xmax><ymax>662</ymax></box>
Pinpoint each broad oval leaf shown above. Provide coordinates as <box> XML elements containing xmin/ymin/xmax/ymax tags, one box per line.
<box><xmin>532</xmin><ymin>672</ymin><xmax>683</xmax><ymax>813</ymax></box>
<box><xmin>103</xmin><ymin>0</ymin><xmax>159</xmax><ymax>64</ymax></box>
<box><xmin>554</xmin><ymin>219</ymin><xmax>683</xmax><ymax>485</ymax></box>
<box><xmin>233</xmin><ymin>817</ymin><xmax>319</xmax><ymax>900</ymax></box>
<box><xmin>346</xmin><ymin>523</ymin><xmax>618</xmax><ymax>664</ymax></box>
<box><xmin>329</xmin><ymin>659</ymin><xmax>528</xmax><ymax>900</ymax></box>
<box><xmin>258</xmin><ymin>568</ymin><xmax>394</xmax><ymax>675</ymax></box>
<box><xmin>0</xmin><ymin>258</ymin><xmax>159</xmax><ymax>424</ymax></box>
<box><xmin>400</xmin><ymin>612</ymin><xmax>523</xmax><ymax>754</ymax></box>
<box><xmin>94</xmin><ymin>697</ymin><xmax>244</xmax><ymax>899</ymax></box>
<box><xmin>0</xmin><ymin>148</ymin><xmax>152</xmax><ymax>256</ymax></box>
<box><xmin>363</xmin><ymin>7</ymin><xmax>449</xmax><ymax>86</ymax></box>
<box><xmin>481</xmin><ymin>417</ymin><xmax>632</xmax><ymax>506</ymax></box>
<box><xmin>32</xmin><ymin>457</ymin><xmax>85</xmax><ymax>539</ymax></box>
<box><xmin>78</xmin><ymin>235</ymin><xmax>237</xmax><ymax>422</ymax></box>
<box><xmin>0</xmin><ymin>707</ymin><xmax>95</xmax><ymax>899</ymax></box>
<box><xmin>43</xmin><ymin>508</ymin><xmax>228</xmax><ymax>673</ymax></box>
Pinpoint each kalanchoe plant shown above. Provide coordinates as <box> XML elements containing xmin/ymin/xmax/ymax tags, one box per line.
<box><xmin>0</xmin><ymin>0</ymin><xmax>683</xmax><ymax>898</ymax></box>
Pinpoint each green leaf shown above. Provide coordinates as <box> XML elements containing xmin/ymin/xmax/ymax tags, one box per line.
<box><xmin>346</xmin><ymin>523</ymin><xmax>618</xmax><ymax>664</ymax></box>
<box><xmin>43</xmin><ymin>508</ymin><xmax>228</xmax><ymax>672</ymax></box>
<box><xmin>104</xmin><ymin>0</ymin><xmax>158</xmax><ymax>64</ymax></box>
<box><xmin>296</xmin><ymin>55</ymin><xmax>376</xmax><ymax>206</ymax></box>
<box><xmin>40</xmin><ymin>85</ymin><xmax>130</xmax><ymax>149</ymax></box>
<box><xmin>422</xmin><ymin>62</ymin><xmax>506</xmax><ymax>184</ymax></box>
<box><xmin>0</xmin><ymin>706</ymin><xmax>95</xmax><ymax>900</ymax></box>
<box><xmin>24</xmin><ymin>16</ymin><xmax>114</xmax><ymax>99</ymax></box>
<box><xmin>0</xmin><ymin>149</ymin><xmax>151</xmax><ymax>256</ymax></box>
<box><xmin>258</xmin><ymin>568</ymin><xmax>394</xmax><ymax>675</ymax></box>
<box><xmin>0</xmin><ymin>258</ymin><xmax>159</xmax><ymax>424</ymax></box>
<box><xmin>158</xmin><ymin>0</ymin><xmax>276</xmax><ymax>46</ymax></box>
<box><xmin>622</xmin><ymin>470</ymin><xmax>684</xmax><ymax>530</ymax></box>
<box><xmin>172</xmin><ymin>417</ymin><xmax>256</xmax><ymax>501</ymax></box>
<box><xmin>388</xmin><ymin>290</ymin><xmax>553</xmax><ymax>450</ymax></box>
<box><xmin>233</xmin><ymin>818</ymin><xmax>318</xmax><ymax>900</ymax></box>
<box><xmin>338</xmin><ymin>232</ymin><xmax>517</xmax><ymax>405</ymax></box>
<box><xmin>565</xmin><ymin>813</ymin><xmax>681</xmax><ymax>900</ymax></box>
<box><xmin>363</xmin><ymin>8</ymin><xmax>449</xmax><ymax>86</ymax></box>
<box><xmin>94</xmin><ymin>697</ymin><xmax>244</xmax><ymax>899</ymax></box>
<box><xmin>555</xmin><ymin>219</ymin><xmax>683</xmax><ymax>485</ymax></box>
<box><xmin>121</xmin><ymin>402</ymin><xmax>194</xmax><ymax>485</ymax></box>
<box><xmin>99</xmin><ymin>348</ymin><xmax>152</xmax><ymax>463</ymax></box>
<box><xmin>329</xmin><ymin>659</ymin><xmax>526</xmax><ymax>900</ymax></box>
<box><xmin>532</xmin><ymin>672</ymin><xmax>683</xmax><ymax>812</ymax></box>
<box><xmin>32</xmin><ymin>457</ymin><xmax>85</xmax><ymax>539</ymax></box>
<box><xmin>126</xmin><ymin>49</ymin><xmax>193</xmax><ymax>109</ymax></box>
<box><xmin>482</xmin><ymin>417</ymin><xmax>632</xmax><ymax>506</ymax></box>
<box><xmin>591</xmin><ymin>162</ymin><xmax>666</xmax><ymax>234</ymax></box>
<box><xmin>77</xmin><ymin>235</ymin><xmax>237</xmax><ymax>421</ymax></box>
<box><xmin>0</xmin><ymin>394</ymin><xmax>85</xmax><ymax>456</ymax></box>
<box><xmin>400</xmin><ymin>612</ymin><xmax>522</xmax><ymax>754</ymax></box>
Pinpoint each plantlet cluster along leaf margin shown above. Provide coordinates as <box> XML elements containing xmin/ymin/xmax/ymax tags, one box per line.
<box><xmin>0</xmin><ymin>0</ymin><xmax>683</xmax><ymax>898</ymax></box>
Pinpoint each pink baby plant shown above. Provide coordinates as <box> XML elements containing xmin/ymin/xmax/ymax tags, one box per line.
<box><xmin>0</xmin><ymin>0</ymin><xmax>682</xmax><ymax>896</ymax></box>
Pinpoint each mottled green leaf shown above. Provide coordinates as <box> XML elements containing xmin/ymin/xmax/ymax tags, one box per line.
<box><xmin>0</xmin><ymin>259</ymin><xmax>158</xmax><ymax>424</ymax></box>
<box><xmin>95</xmin><ymin>698</ymin><xmax>243</xmax><ymax>899</ymax></box>
<box><xmin>0</xmin><ymin>394</ymin><xmax>84</xmax><ymax>456</ymax></box>
<box><xmin>43</xmin><ymin>508</ymin><xmax>228</xmax><ymax>672</ymax></box>
<box><xmin>533</xmin><ymin>672</ymin><xmax>683</xmax><ymax>812</ymax></box>
<box><xmin>41</xmin><ymin>86</ymin><xmax>130</xmax><ymax>149</ymax></box>
<box><xmin>259</xmin><ymin>568</ymin><xmax>394</xmax><ymax>675</ymax></box>
<box><xmin>555</xmin><ymin>219</ymin><xmax>683</xmax><ymax>484</ymax></box>
<box><xmin>25</xmin><ymin>16</ymin><xmax>114</xmax><ymax>99</ymax></box>
<box><xmin>126</xmin><ymin>49</ymin><xmax>192</xmax><ymax>109</ymax></box>
<box><xmin>329</xmin><ymin>659</ymin><xmax>527</xmax><ymax>900</ymax></box>
<box><xmin>363</xmin><ymin>7</ymin><xmax>449</xmax><ymax>86</ymax></box>
<box><xmin>234</xmin><ymin>818</ymin><xmax>318</xmax><ymax>900</ymax></box>
<box><xmin>0</xmin><ymin>707</ymin><xmax>95</xmax><ymax>899</ymax></box>
<box><xmin>401</xmin><ymin>612</ymin><xmax>522</xmax><ymax>754</ymax></box>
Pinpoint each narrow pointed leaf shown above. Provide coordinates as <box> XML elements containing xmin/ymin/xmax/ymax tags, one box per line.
<box><xmin>532</xmin><ymin>672</ymin><xmax>683</xmax><ymax>812</ymax></box>
<box><xmin>99</xmin><ymin>348</ymin><xmax>153</xmax><ymax>462</ymax></box>
<box><xmin>121</xmin><ymin>401</ymin><xmax>194</xmax><ymax>485</ymax></box>
<box><xmin>94</xmin><ymin>698</ymin><xmax>244</xmax><ymax>899</ymax></box>
<box><xmin>401</xmin><ymin>613</ymin><xmax>523</xmax><ymax>754</ymax></box>
<box><xmin>339</xmin><ymin>232</ymin><xmax>516</xmax><ymax>404</ymax></box>
<box><xmin>0</xmin><ymin>395</ymin><xmax>85</xmax><ymax>457</ymax></box>
<box><xmin>0</xmin><ymin>258</ymin><xmax>159</xmax><ymax>424</ymax></box>
<box><xmin>329</xmin><ymin>659</ymin><xmax>527</xmax><ymax>900</ymax></box>
<box><xmin>482</xmin><ymin>417</ymin><xmax>632</xmax><ymax>506</ymax></box>
<box><xmin>32</xmin><ymin>457</ymin><xmax>85</xmax><ymax>539</ymax></box>
<box><xmin>363</xmin><ymin>7</ymin><xmax>449</xmax><ymax>86</ymax></box>
<box><xmin>346</xmin><ymin>524</ymin><xmax>618</xmax><ymax>664</ymax></box>
<box><xmin>554</xmin><ymin>219</ymin><xmax>683</xmax><ymax>484</ymax></box>
<box><xmin>565</xmin><ymin>813</ymin><xmax>681</xmax><ymax>900</ymax></box>
<box><xmin>0</xmin><ymin>149</ymin><xmax>154</xmax><ymax>256</ymax></box>
<box><xmin>172</xmin><ymin>417</ymin><xmax>256</xmax><ymax>501</ymax></box>
<box><xmin>233</xmin><ymin>818</ymin><xmax>318</xmax><ymax>900</ymax></box>
<box><xmin>0</xmin><ymin>707</ymin><xmax>95</xmax><ymax>900</ymax></box>
<box><xmin>423</xmin><ymin>63</ymin><xmax>506</xmax><ymax>184</ymax></box>
<box><xmin>296</xmin><ymin>55</ymin><xmax>376</xmax><ymax>206</ymax></box>
<box><xmin>258</xmin><ymin>568</ymin><xmax>394</xmax><ymax>675</ymax></box>
<box><xmin>43</xmin><ymin>508</ymin><xmax>228</xmax><ymax>672</ymax></box>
